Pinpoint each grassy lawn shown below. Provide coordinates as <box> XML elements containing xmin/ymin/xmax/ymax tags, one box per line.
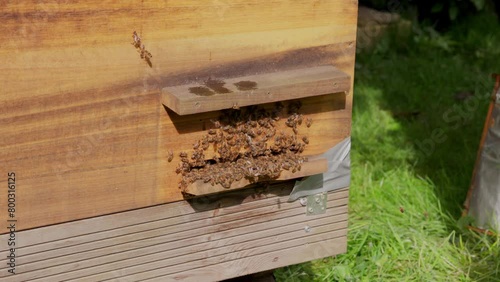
<box><xmin>275</xmin><ymin>13</ymin><xmax>500</xmax><ymax>282</ymax></box>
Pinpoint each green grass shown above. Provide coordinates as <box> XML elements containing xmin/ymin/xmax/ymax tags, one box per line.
<box><xmin>275</xmin><ymin>12</ymin><xmax>500</xmax><ymax>282</ymax></box>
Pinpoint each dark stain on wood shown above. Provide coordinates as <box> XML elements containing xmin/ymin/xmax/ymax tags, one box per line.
<box><xmin>189</xmin><ymin>86</ymin><xmax>215</xmax><ymax>96</ymax></box>
<box><xmin>234</xmin><ymin>80</ymin><xmax>258</xmax><ymax>91</ymax></box>
<box><xmin>160</xmin><ymin>43</ymin><xmax>351</xmax><ymax>87</ymax></box>
<box><xmin>204</xmin><ymin>78</ymin><xmax>232</xmax><ymax>94</ymax></box>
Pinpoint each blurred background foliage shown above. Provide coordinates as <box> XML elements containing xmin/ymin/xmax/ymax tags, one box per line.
<box><xmin>359</xmin><ymin>0</ymin><xmax>498</xmax><ymax>30</ymax></box>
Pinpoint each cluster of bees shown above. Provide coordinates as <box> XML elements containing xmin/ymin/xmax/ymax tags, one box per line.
<box><xmin>131</xmin><ymin>31</ymin><xmax>152</xmax><ymax>67</ymax></box>
<box><xmin>175</xmin><ymin>101</ymin><xmax>312</xmax><ymax>190</ymax></box>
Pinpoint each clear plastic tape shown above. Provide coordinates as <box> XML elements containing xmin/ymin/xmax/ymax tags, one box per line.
<box><xmin>288</xmin><ymin>137</ymin><xmax>351</xmax><ymax>202</ymax></box>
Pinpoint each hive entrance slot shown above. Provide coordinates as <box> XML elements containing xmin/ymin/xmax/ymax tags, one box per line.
<box><xmin>173</xmin><ymin>101</ymin><xmax>328</xmax><ymax>196</ymax></box>
<box><xmin>161</xmin><ymin>65</ymin><xmax>350</xmax><ymax>115</ymax></box>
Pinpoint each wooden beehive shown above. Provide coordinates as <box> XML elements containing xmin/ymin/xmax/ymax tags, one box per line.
<box><xmin>0</xmin><ymin>1</ymin><xmax>357</xmax><ymax>280</ymax></box>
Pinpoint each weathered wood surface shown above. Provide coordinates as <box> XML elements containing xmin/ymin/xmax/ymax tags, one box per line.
<box><xmin>0</xmin><ymin>186</ymin><xmax>349</xmax><ymax>282</ymax></box>
<box><xmin>0</xmin><ymin>0</ymin><xmax>357</xmax><ymax>231</ymax></box>
<box><xmin>184</xmin><ymin>157</ymin><xmax>328</xmax><ymax>196</ymax></box>
<box><xmin>162</xmin><ymin>65</ymin><xmax>351</xmax><ymax>115</ymax></box>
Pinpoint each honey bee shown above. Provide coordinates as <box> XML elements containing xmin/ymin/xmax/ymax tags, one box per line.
<box><xmin>179</xmin><ymin>151</ymin><xmax>188</xmax><ymax>158</ymax></box>
<box><xmin>167</xmin><ymin>150</ymin><xmax>174</xmax><ymax>162</ymax></box>
<box><xmin>203</xmin><ymin>175</ymin><xmax>212</xmax><ymax>183</ymax></box>
<box><xmin>139</xmin><ymin>44</ymin><xmax>152</xmax><ymax>60</ymax></box>
<box><xmin>281</xmin><ymin>162</ymin><xmax>291</xmax><ymax>170</ymax></box>
<box><xmin>297</xmin><ymin>114</ymin><xmax>303</xmax><ymax>125</ymax></box>
<box><xmin>193</xmin><ymin>141</ymin><xmax>200</xmax><ymax>150</ymax></box>
<box><xmin>202</xmin><ymin>141</ymin><xmax>209</xmax><ymax>150</ymax></box>
<box><xmin>247</xmin><ymin>129</ymin><xmax>257</xmax><ymax>138</ymax></box>
<box><xmin>306</xmin><ymin>118</ymin><xmax>313</xmax><ymax>128</ymax></box>
<box><xmin>265</xmin><ymin>128</ymin><xmax>276</xmax><ymax>139</ymax></box>
<box><xmin>211</xmin><ymin>119</ymin><xmax>221</xmax><ymax>129</ymax></box>
<box><xmin>302</xmin><ymin>136</ymin><xmax>309</xmax><ymax>144</ymax></box>
<box><xmin>131</xmin><ymin>31</ymin><xmax>141</xmax><ymax>48</ymax></box>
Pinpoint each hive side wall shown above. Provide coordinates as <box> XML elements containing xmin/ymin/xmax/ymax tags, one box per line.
<box><xmin>0</xmin><ymin>0</ymin><xmax>357</xmax><ymax>231</ymax></box>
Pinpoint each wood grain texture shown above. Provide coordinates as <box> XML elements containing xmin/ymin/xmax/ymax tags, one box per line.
<box><xmin>0</xmin><ymin>187</ymin><xmax>349</xmax><ymax>282</ymax></box>
<box><xmin>0</xmin><ymin>0</ymin><xmax>358</xmax><ymax>231</ymax></box>
<box><xmin>162</xmin><ymin>65</ymin><xmax>350</xmax><ymax>115</ymax></box>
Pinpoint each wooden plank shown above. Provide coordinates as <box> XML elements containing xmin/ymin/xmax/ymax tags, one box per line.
<box><xmin>0</xmin><ymin>187</ymin><xmax>348</xmax><ymax>255</ymax></box>
<box><xmin>0</xmin><ymin>189</ymin><xmax>348</xmax><ymax>281</ymax></box>
<box><xmin>0</xmin><ymin>186</ymin><xmax>347</xmax><ymax>254</ymax></box>
<box><xmin>162</xmin><ymin>65</ymin><xmax>350</xmax><ymax>115</ymax></box>
<box><xmin>77</xmin><ymin>226</ymin><xmax>347</xmax><ymax>281</ymax></box>
<box><xmin>12</xmin><ymin>212</ymin><xmax>347</xmax><ymax>281</ymax></box>
<box><xmin>162</xmin><ymin>237</ymin><xmax>347</xmax><ymax>282</ymax></box>
<box><xmin>0</xmin><ymin>0</ymin><xmax>357</xmax><ymax>231</ymax></box>
<box><xmin>185</xmin><ymin>157</ymin><xmax>328</xmax><ymax>195</ymax></box>
<box><xmin>6</xmin><ymin>193</ymin><xmax>346</xmax><ymax>259</ymax></box>
<box><xmin>9</xmin><ymin>197</ymin><xmax>346</xmax><ymax>267</ymax></box>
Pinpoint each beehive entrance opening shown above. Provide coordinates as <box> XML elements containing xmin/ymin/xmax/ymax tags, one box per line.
<box><xmin>176</xmin><ymin>101</ymin><xmax>322</xmax><ymax>194</ymax></box>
